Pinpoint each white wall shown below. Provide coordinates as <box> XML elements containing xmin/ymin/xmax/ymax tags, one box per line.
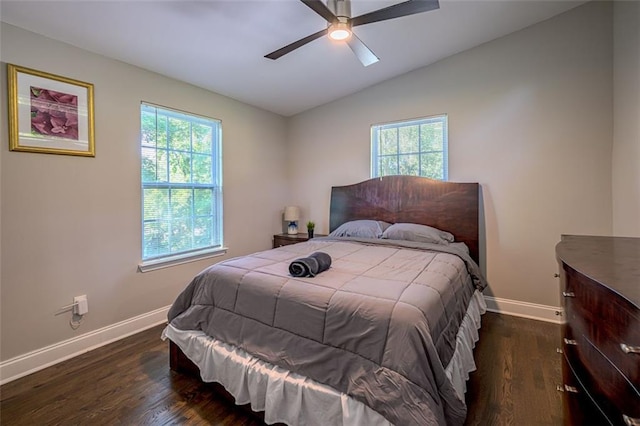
<box><xmin>287</xmin><ymin>1</ymin><xmax>613</xmax><ymax>308</ymax></box>
<box><xmin>612</xmin><ymin>1</ymin><xmax>640</xmax><ymax>236</ymax></box>
<box><xmin>0</xmin><ymin>23</ymin><xmax>289</xmax><ymax>361</ymax></box>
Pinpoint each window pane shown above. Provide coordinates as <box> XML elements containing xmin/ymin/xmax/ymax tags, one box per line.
<box><xmin>170</xmin><ymin>189</ymin><xmax>193</xmax><ymax>219</ymax></box>
<box><xmin>211</xmin><ymin>189</ymin><xmax>222</xmax><ymax>241</ymax></box>
<box><xmin>398</xmin><ymin>154</ymin><xmax>419</xmax><ymax>176</ymax></box>
<box><xmin>194</xmin><ymin>189</ymin><xmax>213</xmax><ymax>216</ymax></box>
<box><xmin>420</xmin><ymin>123</ymin><xmax>443</xmax><ymax>151</ymax></box>
<box><xmin>399</xmin><ymin>126</ymin><xmax>419</xmax><ymax>153</ymax></box>
<box><xmin>194</xmin><ymin>217</ymin><xmax>213</xmax><ymax>248</ymax></box>
<box><xmin>143</xmin><ymin>188</ymin><xmax>169</xmax><ymax>221</ymax></box>
<box><xmin>141</xmin><ymin>111</ymin><xmax>157</xmax><ymax>147</ymax></box>
<box><xmin>141</xmin><ymin>147</ymin><xmax>157</xmax><ymax>182</ymax></box>
<box><xmin>143</xmin><ymin>220</ymin><xmax>169</xmax><ymax>258</ymax></box>
<box><xmin>155</xmin><ymin>149</ymin><xmax>168</xmax><ymax>183</ymax></box>
<box><xmin>193</xmin><ymin>154</ymin><xmax>212</xmax><ymax>184</ymax></box>
<box><xmin>169</xmin><ymin>152</ymin><xmax>191</xmax><ymax>183</ymax></box>
<box><xmin>168</xmin><ymin>117</ymin><xmax>191</xmax><ymax>151</ymax></box>
<box><xmin>171</xmin><ymin>218</ymin><xmax>191</xmax><ymax>252</ymax></box>
<box><xmin>380</xmin><ymin>128</ymin><xmax>397</xmax><ymax>155</ymax></box>
<box><xmin>193</xmin><ymin>123</ymin><xmax>213</xmax><ymax>154</ymax></box>
<box><xmin>420</xmin><ymin>152</ymin><xmax>444</xmax><ymax>179</ymax></box>
<box><xmin>157</xmin><ymin>115</ymin><xmax>168</xmax><ymax>149</ymax></box>
<box><xmin>380</xmin><ymin>156</ymin><xmax>398</xmax><ymax>176</ymax></box>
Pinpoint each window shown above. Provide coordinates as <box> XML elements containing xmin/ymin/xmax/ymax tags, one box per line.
<box><xmin>371</xmin><ymin>115</ymin><xmax>448</xmax><ymax>180</ymax></box>
<box><xmin>140</xmin><ymin>103</ymin><xmax>223</xmax><ymax>266</ymax></box>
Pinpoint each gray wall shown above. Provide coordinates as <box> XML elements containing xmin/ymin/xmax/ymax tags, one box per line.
<box><xmin>287</xmin><ymin>1</ymin><xmax>614</xmax><ymax>308</ymax></box>
<box><xmin>2</xmin><ymin>0</ymin><xmax>636</xmax><ymax>368</ymax></box>
<box><xmin>0</xmin><ymin>23</ymin><xmax>289</xmax><ymax>360</ymax></box>
<box><xmin>612</xmin><ymin>1</ymin><xmax>640</xmax><ymax>236</ymax></box>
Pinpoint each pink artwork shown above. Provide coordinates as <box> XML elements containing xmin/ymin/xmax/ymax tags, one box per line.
<box><xmin>30</xmin><ymin>87</ymin><xmax>79</xmax><ymax>140</ymax></box>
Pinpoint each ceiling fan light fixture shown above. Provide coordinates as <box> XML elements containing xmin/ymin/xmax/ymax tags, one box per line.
<box><xmin>265</xmin><ymin>0</ymin><xmax>440</xmax><ymax>65</ymax></box>
<box><xmin>329</xmin><ymin>21</ymin><xmax>351</xmax><ymax>41</ymax></box>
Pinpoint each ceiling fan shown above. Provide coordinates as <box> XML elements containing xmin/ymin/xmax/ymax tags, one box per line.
<box><xmin>265</xmin><ymin>0</ymin><xmax>440</xmax><ymax>66</ymax></box>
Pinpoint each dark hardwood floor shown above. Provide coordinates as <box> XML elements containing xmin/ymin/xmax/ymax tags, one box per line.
<box><xmin>0</xmin><ymin>312</ymin><xmax>562</xmax><ymax>425</ymax></box>
<box><xmin>464</xmin><ymin>313</ymin><xmax>562</xmax><ymax>425</ymax></box>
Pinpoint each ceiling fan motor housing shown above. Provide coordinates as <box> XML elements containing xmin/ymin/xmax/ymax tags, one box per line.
<box><xmin>327</xmin><ymin>0</ymin><xmax>351</xmax><ymax>19</ymax></box>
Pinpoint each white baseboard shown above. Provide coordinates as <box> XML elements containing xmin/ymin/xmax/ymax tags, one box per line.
<box><xmin>484</xmin><ymin>296</ymin><xmax>563</xmax><ymax>324</ymax></box>
<box><xmin>0</xmin><ymin>305</ymin><xmax>171</xmax><ymax>385</ymax></box>
<box><xmin>0</xmin><ymin>298</ymin><xmax>561</xmax><ymax>385</ymax></box>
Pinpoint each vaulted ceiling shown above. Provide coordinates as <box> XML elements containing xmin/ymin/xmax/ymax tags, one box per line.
<box><xmin>1</xmin><ymin>1</ymin><xmax>585</xmax><ymax>116</ymax></box>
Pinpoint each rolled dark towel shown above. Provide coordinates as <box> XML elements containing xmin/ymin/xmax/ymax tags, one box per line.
<box><xmin>289</xmin><ymin>252</ymin><xmax>332</xmax><ymax>277</ymax></box>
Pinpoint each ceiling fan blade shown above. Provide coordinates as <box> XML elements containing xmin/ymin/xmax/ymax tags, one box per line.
<box><xmin>300</xmin><ymin>0</ymin><xmax>337</xmax><ymax>23</ymax></box>
<box><xmin>346</xmin><ymin>34</ymin><xmax>379</xmax><ymax>67</ymax></box>
<box><xmin>351</xmin><ymin>0</ymin><xmax>439</xmax><ymax>27</ymax></box>
<box><xmin>265</xmin><ymin>28</ymin><xmax>329</xmax><ymax>60</ymax></box>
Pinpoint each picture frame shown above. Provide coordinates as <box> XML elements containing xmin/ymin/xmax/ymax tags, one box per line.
<box><xmin>7</xmin><ymin>64</ymin><xmax>95</xmax><ymax>157</ymax></box>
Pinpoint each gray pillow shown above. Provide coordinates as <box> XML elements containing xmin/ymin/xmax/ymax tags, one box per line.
<box><xmin>329</xmin><ymin>220</ymin><xmax>391</xmax><ymax>239</ymax></box>
<box><xmin>382</xmin><ymin>223</ymin><xmax>454</xmax><ymax>245</ymax></box>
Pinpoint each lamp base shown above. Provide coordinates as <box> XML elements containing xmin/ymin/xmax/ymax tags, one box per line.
<box><xmin>287</xmin><ymin>221</ymin><xmax>298</xmax><ymax>235</ymax></box>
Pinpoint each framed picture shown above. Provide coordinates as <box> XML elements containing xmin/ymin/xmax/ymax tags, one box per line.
<box><xmin>7</xmin><ymin>64</ymin><xmax>95</xmax><ymax>157</ymax></box>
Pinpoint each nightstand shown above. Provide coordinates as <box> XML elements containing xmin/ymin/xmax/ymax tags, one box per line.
<box><xmin>273</xmin><ymin>233</ymin><xmax>326</xmax><ymax>248</ymax></box>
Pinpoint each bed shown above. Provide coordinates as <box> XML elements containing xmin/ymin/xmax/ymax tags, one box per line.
<box><xmin>163</xmin><ymin>175</ymin><xmax>487</xmax><ymax>425</ymax></box>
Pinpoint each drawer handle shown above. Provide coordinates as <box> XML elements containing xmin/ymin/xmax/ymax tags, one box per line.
<box><xmin>564</xmin><ymin>338</ymin><xmax>578</xmax><ymax>346</ymax></box>
<box><xmin>562</xmin><ymin>291</ymin><xmax>575</xmax><ymax>298</ymax></box>
<box><xmin>623</xmin><ymin>415</ymin><xmax>640</xmax><ymax>426</ymax></box>
<box><xmin>556</xmin><ymin>384</ymin><xmax>579</xmax><ymax>393</ymax></box>
<box><xmin>554</xmin><ymin>273</ymin><xmax>560</xmax><ymax>278</ymax></box>
<box><xmin>620</xmin><ymin>343</ymin><xmax>640</xmax><ymax>354</ymax></box>
<box><xmin>556</xmin><ymin>348</ymin><xmax>563</xmax><ymax>354</ymax></box>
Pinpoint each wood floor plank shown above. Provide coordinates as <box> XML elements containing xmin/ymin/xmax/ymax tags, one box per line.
<box><xmin>464</xmin><ymin>312</ymin><xmax>562</xmax><ymax>426</ymax></box>
<box><xmin>1</xmin><ymin>312</ymin><xmax>562</xmax><ymax>425</ymax></box>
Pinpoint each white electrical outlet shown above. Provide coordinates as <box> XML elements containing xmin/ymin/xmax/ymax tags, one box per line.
<box><xmin>74</xmin><ymin>295</ymin><xmax>89</xmax><ymax>315</ymax></box>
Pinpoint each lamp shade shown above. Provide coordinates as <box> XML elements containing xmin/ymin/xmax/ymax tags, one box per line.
<box><xmin>284</xmin><ymin>206</ymin><xmax>300</xmax><ymax>221</ymax></box>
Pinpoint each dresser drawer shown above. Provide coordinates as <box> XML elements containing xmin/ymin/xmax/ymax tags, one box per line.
<box><xmin>563</xmin><ymin>264</ymin><xmax>640</xmax><ymax>390</ymax></box>
<box><xmin>561</xmin><ymin>353</ymin><xmax>611</xmax><ymax>426</ymax></box>
<box><xmin>563</xmin><ymin>332</ymin><xmax>640</xmax><ymax>421</ymax></box>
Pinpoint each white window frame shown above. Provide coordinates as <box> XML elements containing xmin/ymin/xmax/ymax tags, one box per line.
<box><xmin>371</xmin><ymin>114</ymin><xmax>448</xmax><ymax>180</ymax></box>
<box><xmin>138</xmin><ymin>103</ymin><xmax>225</xmax><ymax>272</ymax></box>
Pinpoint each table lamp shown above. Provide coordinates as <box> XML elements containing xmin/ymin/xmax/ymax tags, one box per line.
<box><xmin>284</xmin><ymin>206</ymin><xmax>300</xmax><ymax>235</ymax></box>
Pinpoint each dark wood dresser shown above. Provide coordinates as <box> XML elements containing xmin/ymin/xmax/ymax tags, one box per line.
<box><xmin>556</xmin><ymin>235</ymin><xmax>640</xmax><ymax>426</ymax></box>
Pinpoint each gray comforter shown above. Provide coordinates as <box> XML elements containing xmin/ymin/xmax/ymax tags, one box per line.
<box><xmin>168</xmin><ymin>237</ymin><xmax>488</xmax><ymax>425</ymax></box>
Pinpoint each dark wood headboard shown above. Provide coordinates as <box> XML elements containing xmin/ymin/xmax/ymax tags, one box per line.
<box><xmin>329</xmin><ymin>176</ymin><xmax>480</xmax><ymax>263</ymax></box>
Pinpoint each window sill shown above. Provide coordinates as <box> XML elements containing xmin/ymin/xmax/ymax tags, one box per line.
<box><xmin>138</xmin><ymin>247</ymin><xmax>228</xmax><ymax>273</ymax></box>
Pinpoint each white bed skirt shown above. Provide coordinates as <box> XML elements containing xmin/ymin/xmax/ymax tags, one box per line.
<box><xmin>162</xmin><ymin>290</ymin><xmax>486</xmax><ymax>426</ymax></box>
